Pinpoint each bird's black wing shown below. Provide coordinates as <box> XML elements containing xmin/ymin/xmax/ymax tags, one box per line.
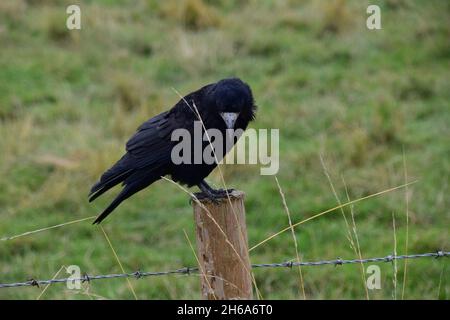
<box><xmin>90</xmin><ymin>108</ymin><xmax>190</xmax><ymax>224</ymax></box>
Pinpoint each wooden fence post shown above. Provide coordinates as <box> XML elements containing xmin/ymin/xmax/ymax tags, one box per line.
<box><xmin>192</xmin><ymin>190</ymin><xmax>253</xmax><ymax>300</ymax></box>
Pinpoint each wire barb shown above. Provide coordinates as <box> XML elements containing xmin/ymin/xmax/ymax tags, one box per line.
<box><xmin>1</xmin><ymin>251</ymin><xmax>447</xmax><ymax>289</ymax></box>
<box><xmin>435</xmin><ymin>250</ymin><xmax>445</xmax><ymax>258</ymax></box>
<box><xmin>82</xmin><ymin>273</ymin><xmax>90</xmax><ymax>283</ymax></box>
<box><xmin>28</xmin><ymin>279</ymin><xmax>39</xmax><ymax>288</ymax></box>
<box><xmin>334</xmin><ymin>257</ymin><xmax>343</xmax><ymax>267</ymax></box>
<box><xmin>182</xmin><ymin>267</ymin><xmax>191</xmax><ymax>275</ymax></box>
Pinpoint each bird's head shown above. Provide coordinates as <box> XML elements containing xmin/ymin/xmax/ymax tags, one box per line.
<box><xmin>206</xmin><ymin>78</ymin><xmax>256</xmax><ymax>129</ymax></box>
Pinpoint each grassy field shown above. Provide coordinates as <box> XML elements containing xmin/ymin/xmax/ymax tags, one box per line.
<box><xmin>0</xmin><ymin>0</ymin><xmax>448</xmax><ymax>299</ymax></box>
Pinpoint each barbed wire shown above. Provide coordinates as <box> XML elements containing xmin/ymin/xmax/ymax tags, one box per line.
<box><xmin>251</xmin><ymin>251</ymin><xmax>448</xmax><ymax>268</ymax></box>
<box><xmin>0</xmin><ymin>251</ymin><xmax>447</xmax><ymax>289</ymax></box>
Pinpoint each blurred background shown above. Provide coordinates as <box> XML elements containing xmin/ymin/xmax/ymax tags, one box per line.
<box><xmin>0</xmin><ymin>0</ymin><xmax>448</xmax><ymax>299</ymax></box>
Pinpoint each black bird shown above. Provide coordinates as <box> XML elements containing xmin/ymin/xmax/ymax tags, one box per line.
<box><xmin>89</xmin><ymin>78</ymin><xmax>256</xmax><ymax>224</ymax></box>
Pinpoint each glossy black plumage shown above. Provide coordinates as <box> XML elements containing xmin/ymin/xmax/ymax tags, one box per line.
<box><xmin>89</xmin><ymin>78</ymin><xmax>256</xmax><ymax>224</ymax></box>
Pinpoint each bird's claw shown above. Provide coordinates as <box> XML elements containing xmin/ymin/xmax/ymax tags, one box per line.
<box><xmin>191</xmin><ymin>192</ymin><xmax>219</xmax><ymax>205</ymax></box>
<box><xmin>214</xmin><ymin>188</ymin><xmax>235</xmax><ymax>195</ymax></box>
<box><xmin>191</xmin><ymin>190</ymin><xmax>234</xmax><ymax>205</ymax></box>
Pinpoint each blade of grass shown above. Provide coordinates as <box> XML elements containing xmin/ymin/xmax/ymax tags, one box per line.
<box><xmin>36</xmin><ymin>265</ymin><xmax>66</xmax><ymax>300</ymax></box>
<box><xmin>274</xmin><ymin>176</ymin><xmax>306</xmax><ymax>299</ymax></box>
<box><xmin>392</xmin><ymin>211</ymin><xmax>398</xmax><ymax>300</ymax></box>
<box><xmin>320</xmin><ymin>154</ymin><xmax>368</xmax><ymax>299</ymax></box>
<box><xmin>320</xmin><ymin>154</ymin><xmax>370</xmax><ymax>299</ymax></box>
<box><xmin>99</xmin><ymin>226</ymin><xmax>138</xmax><ymax>300</ymax></box>
<box><xmin>1</xmin><ymin>216</ymin><xmax>96</xmax><ymax>241</ymax></box>
<box><xmin>319</xmin><ymin>155</ymin><xmax>355</xmax><ymax>248</ymax></box>
<box><xmin>250</xmin><ymin>180</ymin><xmax>418</xmax><ymax>252</ymax></box>
<box><xmin>437</xmin><ymin>262</ymin><xmax>446</xmax><ymax>299</ymax></box>
<box><xmin>401</xmin><ymin>149</ymin><xmax>410</xmax><ymax>299</ymax></box>
<box><xmin>342</xmin><ymin>175</ymin><xmax>369</xmax><ymax>300</ymax></box>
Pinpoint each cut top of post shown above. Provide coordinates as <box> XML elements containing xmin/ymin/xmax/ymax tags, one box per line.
<box><xmin>192</xmin><ymin>190</ymin><xmax>245</xmax><ymax>204</ymax></box>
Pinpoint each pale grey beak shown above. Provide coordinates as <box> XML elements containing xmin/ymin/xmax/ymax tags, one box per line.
<box><xmin>220</xmin><ymin>112</ymin><xmax>239</xmax><ymax>129</ymax></box>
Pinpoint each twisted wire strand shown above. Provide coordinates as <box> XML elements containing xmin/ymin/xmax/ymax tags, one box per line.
<box><xmin>0</xmin><ymin>251</ymin><xmax>447</xmax><ymax>289</ymax></box>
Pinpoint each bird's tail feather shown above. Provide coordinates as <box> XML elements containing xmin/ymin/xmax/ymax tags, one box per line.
<box><xmin>92</xmin><ymin>171</ymin><xmax>161</xmax><ymax>224</ymax></box>
<box><xmin>89</xmin><ymin>154</ymin><xmax>134</xmax><ymax>202</ymax></box>
<box><xmin>89</xmin><ymin>169</ymin><xmax>133</xmax><ymax>202</ymax></box>
<box><xmin>93</xmin><ymin>185</ymin><xmax>134</xmax><ymax>224</ymax></box>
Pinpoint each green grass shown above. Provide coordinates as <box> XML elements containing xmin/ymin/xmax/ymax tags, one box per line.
<box><xmin>0</xmin><ymin>0</ymin><xmax>448</xmax><ymax>299</ymax></box>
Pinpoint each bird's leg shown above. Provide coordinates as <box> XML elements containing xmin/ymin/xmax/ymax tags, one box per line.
<box><xmin>196</xmin><ymin>181</ymin><xmax>220</xmax><ymax>204</ymax></box>
<box><xmin>195</xmin><ymin>180</ymin><xmax>234</xmax><ymax>203</ymax></box>
<box><xmin>199</xmin><ymin>180</ymin><xmax>234</xmax><ymax>195</ymax></box>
